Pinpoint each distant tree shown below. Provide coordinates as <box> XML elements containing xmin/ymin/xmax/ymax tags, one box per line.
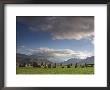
<box><xmin>85</xmin><ymin>63</ymin><xmax>87</xmax><ymax>67</ymax></box>
<box><xmin>62</xmin><ymin>66</ymin><xmax>64</xmax><ymax>68</ymax></box>
<box><xmin>55</xmin><ymin>63</ymin><xmax>57</xmax><ymax>67</ymax></box>
<box><xmin>48</xmin><ymin>64</ymin><xmax>51</xmax><ymax>68</ymax></box>
<box><xmin>37</xmin><ymin>65</ymin><xmax>41</xmax><ymax>68</ymax></box>
<box><xmin>19</xmin><ymin>64</ymin><xmax>22</xmax><ymax>67</ymax></box>
<box><xmin>23</xmin><ymin>62</ymin><xmax>26</xmax><ymax>67</ymax></box>
<box><xmin>41</xmin><ymin>62</ymin><xmax>44</xmax><ymax>66</ymax></box>
<box><xmin>60</xmin><ymin>63</ymin><xmax>62</xmax><ymax>66</ymax></box>
<box><xmin>53</xmin><ymin>63</ymin><xmax>57</xmax><ymax>68</ymax></box>
<box><xmin>75</xmin><ymin>63</ymin><xmax>78</xmax><ymax>68</ymax></box>
<box><xmin>16</xmin><ymin>63</ymin><xmax>19</xmax><ymax>67</ymax></box>
<box><xmin>19</xmin><ymin>63</ymin><xmax>25</xmax><ymax>67</ymax></box>
<box><xmin>70</xmin><ymin>63</ymin><xmax>72</xmax><ymax>66</ymax></box>
<box><xmin>81</xmin><ymin>65</ymin><xmax>84</xmax><ymax>68</ymax></box>
<box><xmin>32</xmin><ymin>62</ymin><xmax>38</xmax><ymax>67</ymax></box>
<box><xmin>67</xmin><ymin>64</ymin><xmax>71</xmax><ymax>68</ymax></box>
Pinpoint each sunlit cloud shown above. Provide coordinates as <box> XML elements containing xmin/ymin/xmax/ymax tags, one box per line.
<box><xmin>29</xmin><ymin>47</ymin><xmax>93</xmax><ymax>60</ymax></box>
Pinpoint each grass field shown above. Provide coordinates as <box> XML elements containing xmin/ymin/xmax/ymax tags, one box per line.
<box><xmin>16</xmin><ymin>66</ymin><xmax>94</xmax><ymax>74</ymax></box>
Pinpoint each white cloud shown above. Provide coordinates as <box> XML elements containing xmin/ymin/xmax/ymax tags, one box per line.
<box><xmin>85</xmin><ymin>33</ymin><xmax>94</xmax><ymax>44</ymax></box>
<box><xmin>17</xmin><ymin>46</ymin><xmax>93</xmax><ymax>62</ymax></box>
<box><xmin>29</xmin><ymin>47</ymin><xmax>93</xmax><ymax>60</ymax></box>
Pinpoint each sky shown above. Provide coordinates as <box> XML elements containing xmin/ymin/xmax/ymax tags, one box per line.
<box><xmin>16</xmin><ymin>16</ymin><xmax>94</xmax><ymax>62</ymax></box>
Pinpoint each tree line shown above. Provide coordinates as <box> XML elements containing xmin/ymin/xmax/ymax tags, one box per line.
<box><xmin>17</xmin><ymin>62</ymin><xmax>94</xmax><ymax>68</ymax></box>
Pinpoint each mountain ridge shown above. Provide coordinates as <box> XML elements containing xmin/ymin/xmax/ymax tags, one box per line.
<box><xmin>16</xmin><ymin>53</ymin><xmax>94</xmax><ymax>65</ymax></box>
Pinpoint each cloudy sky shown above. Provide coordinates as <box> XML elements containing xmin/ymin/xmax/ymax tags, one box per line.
<box><xmin>16</xmin><ymin>16</ymin><xmax>94</xmax><ymax>62</ymax></box>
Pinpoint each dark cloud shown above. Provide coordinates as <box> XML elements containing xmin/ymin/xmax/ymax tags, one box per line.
<box><xmin>17</xmin><ymin>16</ymin><xmax>94</xmax><ymax>41</ymax></box>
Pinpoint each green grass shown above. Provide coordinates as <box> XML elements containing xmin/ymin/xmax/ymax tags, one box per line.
<box><xmin>16</xmin><ymin>66</ymin><xmax>94</xmax><ymax>74</ymax></box>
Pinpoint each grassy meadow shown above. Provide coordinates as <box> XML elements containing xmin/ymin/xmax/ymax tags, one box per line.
<box><xmin>16</xmin><ymin>66</ymin><xmax>94</xmax><ymax>74</ymax></box>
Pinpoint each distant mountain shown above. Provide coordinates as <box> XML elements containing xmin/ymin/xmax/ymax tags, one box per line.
<box><xmin>78</xmin><ymin>56</ymin><xmax>94</xmax><ymax>64</ymax></box>
<box><xmin>16</xmin><ymin>53</ymin><xmax>53</xmax><ymax>65</ymax></box>
<box><xmin>17</xmin><ymin>53</ymin><xmax>30</xmax><ymax>59</ymax></box>
<box><xmin>16</xmin><ymin>53</ymin><xmax>94</xmax><ymax>65</ymax></box>
<box><xmin>62</xmin><ymin>58</ymin><xmax>81</xmax><ymax>65</ymax></box>
<box><xmin>16</xmin><ymin>53</ymin><xmax>31</xmax><ymax>64</ymax></box>
<box><xmin>62</xmin><ymin>56</ymin><xmax>94</xmax><ymax>65</ymax></box>
<box><xmin>30</xmin><ymin>55</ymin><xmax>53</xmax><ymax>64</ymax></box>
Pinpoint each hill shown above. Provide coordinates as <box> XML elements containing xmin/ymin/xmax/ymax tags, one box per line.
<box><xmin>78</xmin><ymin>56</ymin><xmax>94</xmax><ymax>64</ymax></box>
<box><xmin>16</xmin><ymin>53</ymin><xmax>53</xmax><ymax>65</ymax></box>
<box><xmin>62</xmin><ymin>56</ymin><xmax>94</xmax><ymax>65</ymax></box>
<box><xmin>62</xmin><ymin>58</ymin><xmax>81</xmax><ymax>65</ymax></box>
